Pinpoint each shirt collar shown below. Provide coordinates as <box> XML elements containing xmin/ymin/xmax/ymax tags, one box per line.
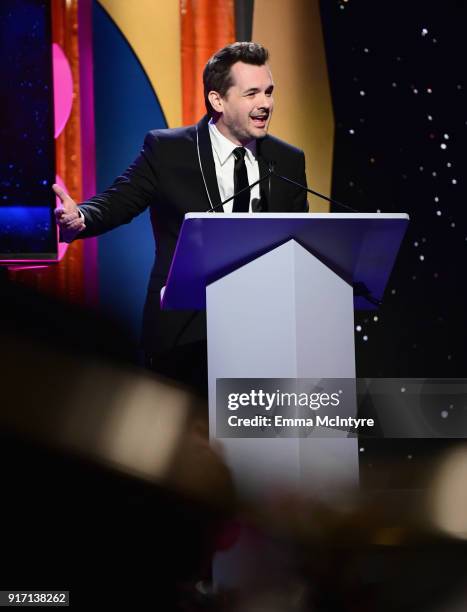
<box><xmin>208</xmin><ymin>118</ymin><xmax>257</xmax><ymax>166</ymax></box>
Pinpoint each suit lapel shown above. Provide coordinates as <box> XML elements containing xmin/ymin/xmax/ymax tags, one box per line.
<box><xmin>256</xmin><ymin>148</ymin><xmax>270</xmax><ymax>212</ymax></box>
<box><xmin>256</xmin><ymin>137</ymin><xmax>273</xmax><ymax>212</ymax></box>
<box><xmin>196</xmin><ymin>115</ymin><xmax>223</xmax><ymax>213</ymax></box>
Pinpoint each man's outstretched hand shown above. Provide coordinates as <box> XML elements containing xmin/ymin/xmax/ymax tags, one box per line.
<box><xmin>53</xmin><ymin>184</ymin><xmax>86</xmax><ymax>243</ymax></box>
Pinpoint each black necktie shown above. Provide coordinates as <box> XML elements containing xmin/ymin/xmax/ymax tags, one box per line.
<box><xmin>232</xmin><ymin>147</ymin><xmax>250</xmax><ymax>212</ymax></box>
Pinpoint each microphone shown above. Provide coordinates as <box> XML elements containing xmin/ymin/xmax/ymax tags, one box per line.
<box><xmin>206</xmin><ymin>168</ymin><xmax>274</xmax><ymax>213</ymax></box>
<box><xmin>206</xmin><ymin>161</ymin><xmax>358</xmax><ymax>213</ymax></box>
<box><xmin>267</xmin><ymin>164</ymin><xmax>359</xmax><ymax>213</ymax></box>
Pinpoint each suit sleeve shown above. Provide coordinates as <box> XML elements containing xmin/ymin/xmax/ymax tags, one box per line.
<box><xmin>293</xmin><ymin>150</ymin><xmax>309</xmax><ymax>213</ymax></box>
<box><xmin>78</xmin><ymin>132</ymin><xmax>160</xmax><ymax>239</ymax></box>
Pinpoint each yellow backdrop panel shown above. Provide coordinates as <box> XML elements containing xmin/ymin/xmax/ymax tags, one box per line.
<box><xmin>97</xmin><ymin>0</ymin><xmax>182</xmax><ymax>128</ymax></box>
<box><xmin>253</xmin><ymin>0</ymin><xmax>334</xmax><ymax>211</ymax></box>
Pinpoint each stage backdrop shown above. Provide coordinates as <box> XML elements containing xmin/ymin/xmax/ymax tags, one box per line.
<box><xmin>92</xmin><ymin>0</ymin><xmax>235</xmax><ymax>341</ymax></box>
<box><xmin>92</xmin><ymin>1</ymin><xmax>169</xmax><ymax>341</ymax></box>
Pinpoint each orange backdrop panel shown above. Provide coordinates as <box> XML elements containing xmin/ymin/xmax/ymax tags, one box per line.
<box><xmin>9</xmin><ymin>0</ymin><xmax>85</xmax><ymax>303</ymax></box>
<box><xmin>181</xmin><ymin>0</ymin><xmax>236</xmax><ymax>125</ymax></box>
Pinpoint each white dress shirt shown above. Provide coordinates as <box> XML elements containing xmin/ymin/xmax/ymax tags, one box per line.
<box><xmin>208</xmin><ymin>119</ymin><xmax>260</xmax><ymax>213</ymax></box>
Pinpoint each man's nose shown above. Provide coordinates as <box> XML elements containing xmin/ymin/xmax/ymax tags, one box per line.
<box><xmin>258</xmin><ymin>96</ymin><xmax>272</xmax><ymax>110</ymax></box>
<box><xmin>258</xmin><ymin>93</ymin><xmax>273</xmax><ymax>109</ymax></box>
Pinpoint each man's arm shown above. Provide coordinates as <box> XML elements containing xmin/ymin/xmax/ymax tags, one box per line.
<box><xmin>54</xmin><ymin>132</ymin><xmax>160</xmax><ymax>242</ymax></box>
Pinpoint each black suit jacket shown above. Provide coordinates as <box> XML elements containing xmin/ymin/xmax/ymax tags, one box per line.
<box><xmin>79</xmin><ymin>115</ymin><xmax>308</xmax><ymax>354</ymax></box>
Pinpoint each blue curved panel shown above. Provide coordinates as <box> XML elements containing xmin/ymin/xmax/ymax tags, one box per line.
<box><xmin>93</xmin><ymin>1</ymin><xmax>167</xmax><ymax>342</ymax></box>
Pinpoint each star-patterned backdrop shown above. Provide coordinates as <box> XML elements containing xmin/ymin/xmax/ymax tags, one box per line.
<box><xmin>320</xmin><ymin>0</ymin><xmax>467</xmax><ymax>379</ymax></box>
<box><xmin>0</xmin><ymin>1</ymin><xmax>56</xmax><ymax>256</ymax></box>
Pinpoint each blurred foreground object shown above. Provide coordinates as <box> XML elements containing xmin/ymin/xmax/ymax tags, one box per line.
<box><xmin>1</xmin><ymin>331</ymin><xmax>232</xmax><ymax>505</ymax></box>
<box><xmin>210</xmin><ymin>445</ymin><xmax>467</xmax><ymax>611</ymax></box>
<box><xmin>0</xmin><ymin>271</ymin><xmax>232</xmax><ymax>506</ymax></box>
<box><xmin>0</xmin><ymin>271</ymin><xmax>233</xmax><ymax>608</ymax></box>
<box><xmin>428</xmin><ymin>446</ymin><xmax>467</xmax><ymax>542</ymax></box>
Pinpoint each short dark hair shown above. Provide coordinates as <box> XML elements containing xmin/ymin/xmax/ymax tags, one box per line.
<box><xmin>203</xmin><ymin>42</ymin><xmax>270</xmax><ymax>117</ymax></box>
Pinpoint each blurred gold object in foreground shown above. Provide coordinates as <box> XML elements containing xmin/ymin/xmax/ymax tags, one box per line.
<box><xmin>428</xmin><ymin>446</ymin><xmax>467</xmax><ymax>541</ymax></box>
<box><xmin>1</xmin><ymin>330</ymin><xmax>233</xmax><ymax>508</ymax></box>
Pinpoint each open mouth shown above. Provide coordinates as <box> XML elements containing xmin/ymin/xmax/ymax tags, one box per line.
<box><xmin>250</xmin><ymin>114</ymin><xmax>268</xmax><ymax>127</ymax></box>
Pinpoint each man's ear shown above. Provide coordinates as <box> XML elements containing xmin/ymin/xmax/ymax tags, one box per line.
<box><xmin>208</xmin><ymin>91</ymin><xmax>223</xmax><ymax>114</ymax></box>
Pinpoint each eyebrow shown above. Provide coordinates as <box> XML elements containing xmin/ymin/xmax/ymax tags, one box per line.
<box><xmin>243</xmin><ymin>85</ymin><xmax>274</xmax><ymax>94</ymax></box>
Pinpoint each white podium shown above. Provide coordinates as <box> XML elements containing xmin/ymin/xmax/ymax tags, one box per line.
<box><xmin>162</xmin><ymin>212</ymin><xmax>408</xmax><ymax>586</ymax></box>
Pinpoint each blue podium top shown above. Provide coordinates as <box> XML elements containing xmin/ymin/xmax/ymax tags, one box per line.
<box><xmin>161</xmin><ymin>213</ymin><xmax>409</xmax><ymax>311</ymax></box>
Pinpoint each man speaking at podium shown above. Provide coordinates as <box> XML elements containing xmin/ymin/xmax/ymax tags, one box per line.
<box><xmin>54</xmin><ymin>42</ymin><xmax>308</xmax><ymax>393</ymax></box>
